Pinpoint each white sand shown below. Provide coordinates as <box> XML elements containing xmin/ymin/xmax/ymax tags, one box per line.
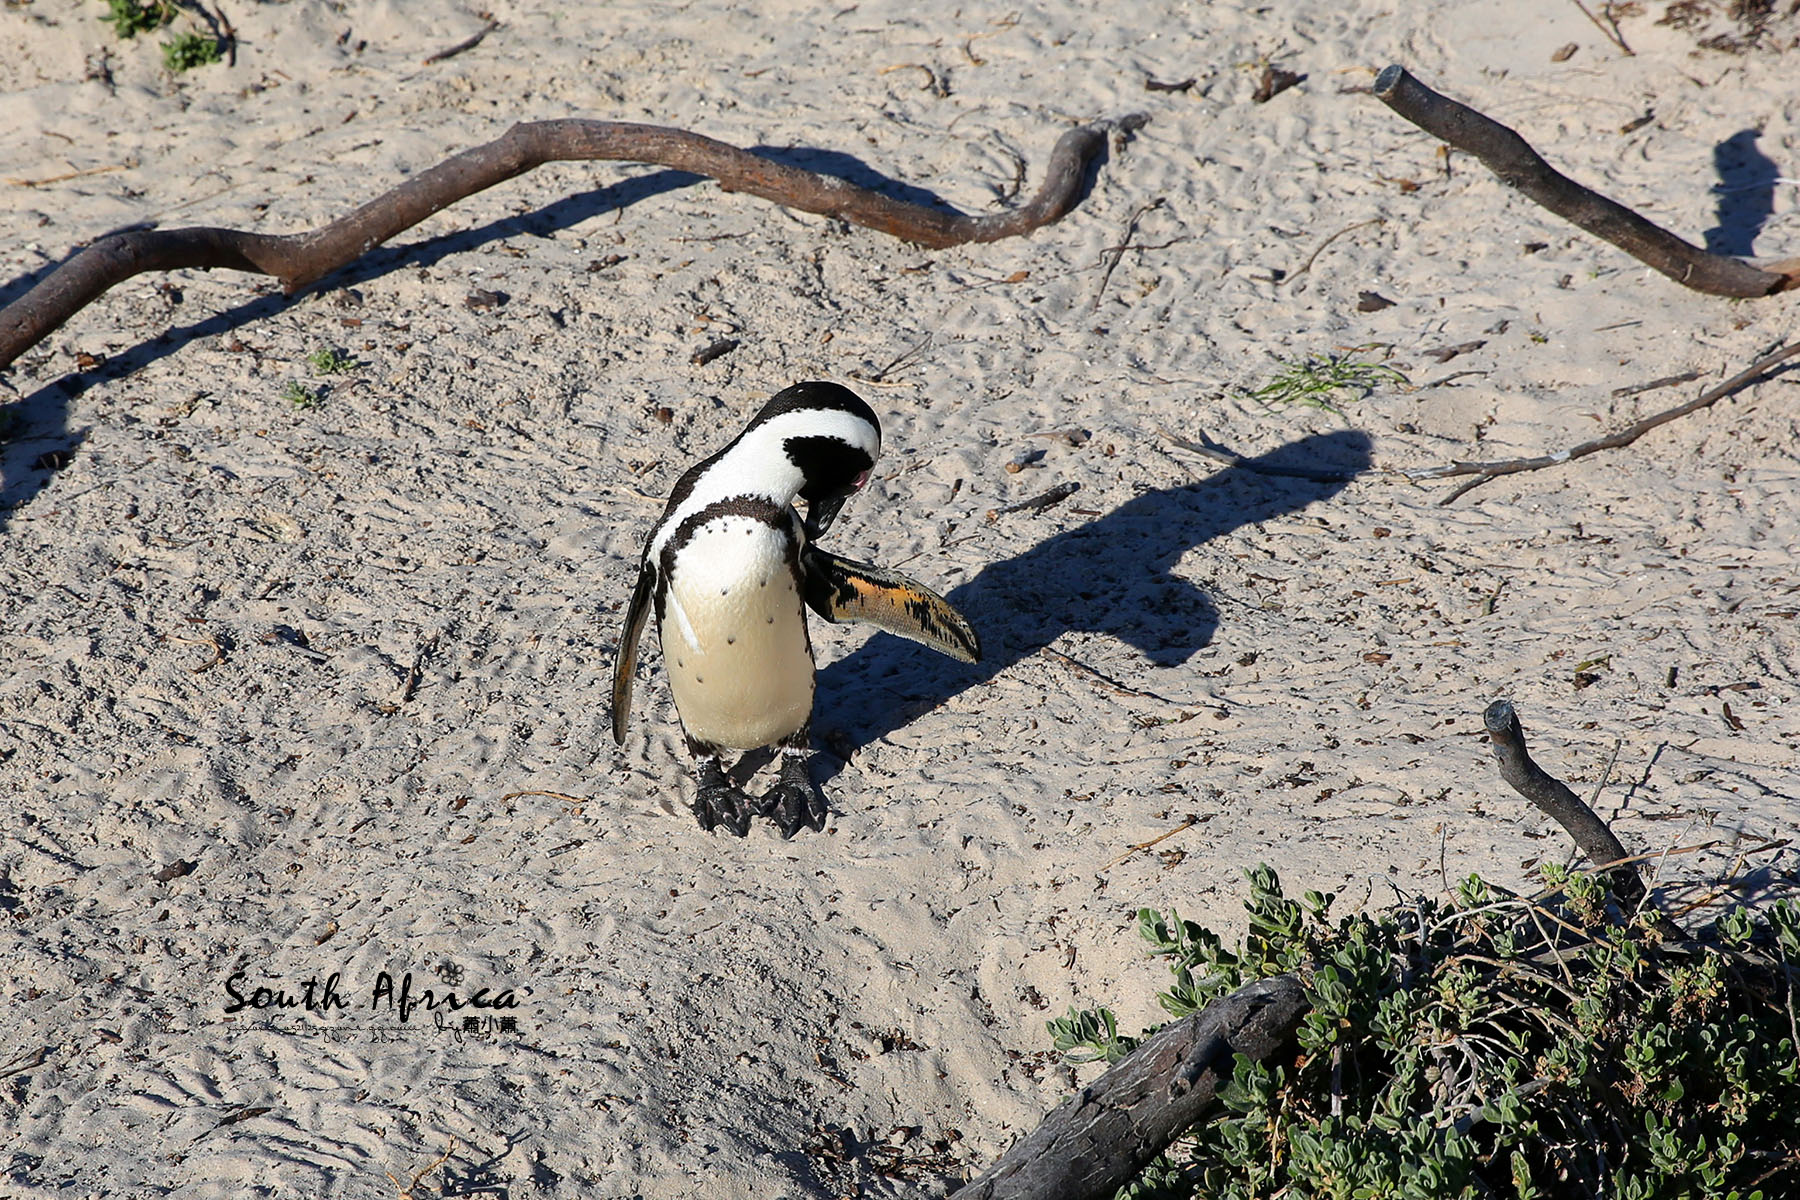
<box><xmin>2</xmin><ymin>1</ymin><xmax>1796</xmax><ymax>1195</ymax></box>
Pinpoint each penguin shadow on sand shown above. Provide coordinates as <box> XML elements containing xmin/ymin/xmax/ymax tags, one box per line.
<box><xmin>1703</xmin><ymin>128</ymin><xmax>1780</xmax><ymax>258</ymax></box>
<box><xmin>813</xmin><ymin>429</ymin><xmax>1373</xmax><ymax>781</ymax></box>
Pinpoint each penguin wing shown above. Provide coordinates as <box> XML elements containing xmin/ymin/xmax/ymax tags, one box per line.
<box><xmin>800</xmin><ymin>548</ymin><xmax>981</xmax><ymax>664</ymax></box>
<box><xmin>610</xmin><ymin>558</ymin><xmax>657</xmax><ymax>744</ymax></box>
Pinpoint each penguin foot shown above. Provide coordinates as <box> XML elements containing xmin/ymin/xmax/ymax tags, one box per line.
<box><xmin>759</xmin><ymin>752</ymin><xmax>828</xmax><ymax>839</ymax></box>
<box><xmin>692</xmin><ymin>760</ymin><xmax>755</xmax><ymax>837</ymax></box>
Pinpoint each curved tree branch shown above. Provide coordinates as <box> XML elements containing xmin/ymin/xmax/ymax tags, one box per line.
<box><xmin>1372</xmin><ymin>64</ymin><xmax>1798</xmax><ymax>299</ymax></box>
<box><xmin>949</xmin><ymin>974</ymin><xmax>1308</xmax><ymax>1200</ymax></box>
<box><xmin>0</xmin><ymin>115</ymin><xmax>1141</xmax><ymax>374</ymax></box>
<box><xmin>1482</xmin><ymin>700</ymin><xmax>1646</xmax><ymax>904</ymax></box>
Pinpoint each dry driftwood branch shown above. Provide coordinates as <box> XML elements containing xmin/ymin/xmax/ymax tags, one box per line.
<box><xmin>1482</xmin><ymin>700</ymin><xmax>1648</xmax><ymax>912</ymax></box>
<box><xmin>1408</xmin><ymin>337</ymin><xmax>1800</xmax><ymax>504</ymax></box>
<box><xmin>0</xmin><ymin>116</ymin><xmax>1139</xmax><ymax>374</ymax></box>
<box><xmin>949</xmin><ymin>974</ymin><xmax>1307</xmax><ymax>1200</ymax></box>
<box><xmin>1372</xmin><ymin>65</ymin><xmax>1798</xmax><ymax>298</ymax></box>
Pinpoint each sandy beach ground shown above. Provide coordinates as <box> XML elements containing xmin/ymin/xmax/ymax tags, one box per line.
<box><xmin>2</xmin><ymin>1</ymin><xmax>1797</xmax><ymax>1195</ymax></box>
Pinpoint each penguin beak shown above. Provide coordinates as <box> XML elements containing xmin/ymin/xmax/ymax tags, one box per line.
<box><xmin>804</xmin><ymin>469</ymin><xmax>870</xmax><ymax>541</ymax></box>
<box><xmin>805</xmin><ymin>491</ymin><xmax>850</xmax><ymax>541</ymax></box>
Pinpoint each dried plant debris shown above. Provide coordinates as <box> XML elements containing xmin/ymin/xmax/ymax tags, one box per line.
<box><xmin>1658</xmin><ymin>0</ymin><xmax>1798</xmax><ymax>52</ymax></box>
<box><xmin>1251</xmin><ymin>62</ymin><xmax>1304</xmax><ymax>103</ymax></box>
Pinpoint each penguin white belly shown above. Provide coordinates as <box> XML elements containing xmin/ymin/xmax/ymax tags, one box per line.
<box><xmin>661</xmin><ymin>518</ymin><xmax>814</xmax><ymax>750</ymax></box>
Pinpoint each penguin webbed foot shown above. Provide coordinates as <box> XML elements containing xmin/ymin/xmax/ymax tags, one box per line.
<box><xmin>760</xmin><ymin>752</ymin><xmax>828</xmax><ymax>839</ymax></box>
<box><xmin>692</xmin><ymin>758</ymin><xmax>755</xmax><ymax>837</ymax></box>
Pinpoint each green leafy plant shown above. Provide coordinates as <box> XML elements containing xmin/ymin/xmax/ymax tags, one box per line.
<box><xmin>283</xmin><ymin>381</ymin><xmax>321</xmax><ymax>410</ymax></box>
<box><xmin>306</xmin><ymin>346</ymin><xmax>360</xmax><ymax>375</ymax></box>
<box><xmin>1047</xmin><ymin>1005</ymin><xmax>1138</xmax><ymax>1065</ymax></box>
<box><xmin>161</xmin><ymin>31</ymin><xmax>221</xmax><ymax>73</ymax></box>
<box><xmin>100</xmin><ymin>2</ymin><xmax>222</xmax><ymax>73</ymax></box>
<box><xmin>1244</xmin><ymin>350</ymin><xmax>1409</xmax><ymax>417</ymax></box>
<box><xmin>101</xmin><ymin>0</ymin><xmax>176</xmax><ymax>38</ymax></box>
<box><xmin>1053</xmin><ymin>865</ymin><xmax>1800</xmax><ymax>1199</ymax></box>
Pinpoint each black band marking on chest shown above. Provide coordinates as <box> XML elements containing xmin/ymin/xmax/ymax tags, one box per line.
<box><xmin>658</xmin><ymin>495</ymin><xmax>799</xmax><ymax>596</ymax></box>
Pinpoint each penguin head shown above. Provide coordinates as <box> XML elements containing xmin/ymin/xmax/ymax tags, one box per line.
<box><xmin>750</xmin><ymin>382</ymin><xmax>881</xmax><ymax>540</ymax></box>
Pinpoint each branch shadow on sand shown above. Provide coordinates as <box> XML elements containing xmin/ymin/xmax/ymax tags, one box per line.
<box><xmin>813</xmin><ymin>430</ymin><xmax>1374</xmax><ymax>783</ymax></box>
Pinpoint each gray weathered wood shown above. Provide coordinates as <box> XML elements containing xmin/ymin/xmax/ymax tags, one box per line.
<box><xmin>0</xmin><ymin>116</ymin><xmax>1138</xmax><ymax>374</ymax></box>
<box><xmin>949</xmin><ymin>974</ymin><xmax>1307</xmax><ymax>1200</ymax></box>
<box><xmin>1373</xmin><ymin>64</ymin><xmax>1794</xmax><ymax>298</ymax></box>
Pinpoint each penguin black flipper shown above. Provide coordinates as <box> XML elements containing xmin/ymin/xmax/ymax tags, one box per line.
<box><xmin>610</xmin><ymin>557</ymin><xmax>657</xmax><ymax>744</ymax></box>
<box><xmin>800</xmin><ymin>547</ymin><xmax>981</xmax><ymax>664</ymax></box>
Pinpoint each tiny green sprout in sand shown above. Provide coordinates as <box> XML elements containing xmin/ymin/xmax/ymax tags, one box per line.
<box><xmin>1245</xmin><ymin>349</ymin><xmax>1409</xmax><ymax>418</ymax></box>
<box><xmin>307</xmin><ymin>346</ymin><xmax>360</xmax><ymax>375</ymax></box>
<box><xmin>161</xmin><ymin>32</ymin><xmax>222</xmax><ymax>73</ymax></box>
<box><xmin>284</xmin><ymin>381</ymin><xmax>321</xmax><ymax>410</ymax></box>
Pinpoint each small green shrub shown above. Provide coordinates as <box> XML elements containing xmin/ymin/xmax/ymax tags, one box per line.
<box><xmin>1053</xmin><ymin>865</ymin><xmax>1800</xmax><ymax>1199</ymax></box>
<box><xmin>283</xmin><ymin>381</ymin><xmax>321</xmax><ymax>410</ymax></box>
<box><xmin>306</xmin><ymin>346</ymin><xmax>360</xmax><ymax>375</ymax></box>
<box><xmin>101</xmin><ymin>0</ymin><xmax>176</xmax><ymax>39</ymax></box>
<box><xmin>160</xmin><ymin>31</ymin><xmax>221</xmax><ymax>73</ymax></box>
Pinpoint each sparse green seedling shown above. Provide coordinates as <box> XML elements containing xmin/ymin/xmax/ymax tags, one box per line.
<box><xmin>283</xmin><ymin>381</ymin><xmax>321</xmax><ymax>410</ymax></box>
<box><xmin>306</xmin><ymin>346</ymin><xmax>360</xmax><ymax>375</ymax></box>
<box><xmin>161</xmin><ymin>31</ymin><xmax>221</xmax><ymax>73</ymax></box>
<box><xmin>1244</xmin><ymin>350</ymin><xmax>1409</xmax><ymax>418</ymax></box>
<box><xmin>101</xmin><ymin>0</ymin><xmax>176</xmax><ymax>39</ymax></box>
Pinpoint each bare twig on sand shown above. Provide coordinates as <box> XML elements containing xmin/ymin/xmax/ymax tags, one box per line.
<box><xmin>1088</xmin><ymin>197</ymin><xmax>1165</xmax><ymax>310</ymax></box>
<box><xmin>385</xmin><ymin>1138</ymin><xmax>456</xmax><ymax>1200</ymax></box>
<box><xmin>1408</xmin><ymin>338</ymin><xmax>1800</xmax><ymax>504</ymax></box>
<box><xmin>1568</xmin><ymin>0</ymin><xmax>1634</xmax><ymax>56</ymax></box>
<box><xmin>1100</xmin><ymin>815</ymin><xmax>1199</xmax><ymax>871</ymax></box>
<box><xmin>498</xmin><ymin>790</ymin><xmax>589</xmax><ymax>805</ymax></box>
<box><xmin>0</xmin><ymin>116</ymin><xmax>1139</xmax><ymax>372</ymax></box>
<box><xmin>1282</xmin><ymin>217</ymin><xmax>1385</xmax><ymax>288</ymax></box>
<box><xmin>1371</xmin><ymin>65</ymin><xmax>1797</xmax><ymax>298</ymax></box>
<box><xmin>1039</xmin><ymin>646</ymin><xmax>1187</xmax><ymax>706</ymax></box>
<box><xmin>988</xmin><ymin>481</ymin><xmax>1080</xmax><ymax>519</ymax></box>
<box><xmin>7</xmin><ymin>162</ymin><xmax>135</xmax><ymax>188</ymax></box>
<box><xmin>0</xmin><ymin>1046</ymin><xmax>51</xmax><ymax>1080</ymax></box>
<box><xmin>1610</xmin><ymin>369</ymin><xmax>1701</xmax><ymax>399</ymax></box>
<box><xmin>948</xmin><ymin>975</ymin><xmax>1308</xmax><ymax>1200</ymax></box>
<box><xmin>422</xmin><ymin>19</ymin><xmax>499</xmax><ymax>64</ymax></box>
<box><xmin>1160</xmin><ymin>427</ymin><xmax>1363</xmax><ymax>483</ymax></box>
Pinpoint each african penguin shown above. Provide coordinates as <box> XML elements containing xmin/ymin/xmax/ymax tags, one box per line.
<box><xmin>609</xmin><ymin>381</ymin><xmax>981</xmax><ymax>837</ymax></box>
